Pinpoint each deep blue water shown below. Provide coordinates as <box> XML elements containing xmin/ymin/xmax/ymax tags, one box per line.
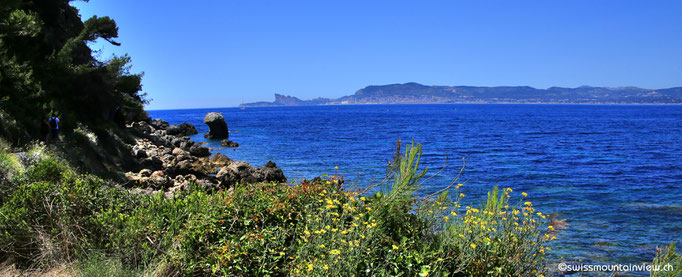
<box><xmin>150</xmin><ymin>104</ymin><xmax>682</xmax><ymax>270</ymax></box>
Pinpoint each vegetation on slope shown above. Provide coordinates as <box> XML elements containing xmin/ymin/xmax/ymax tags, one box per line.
<box><xmin>0</xmin><ymin>139</ymin><xmax>569</xmax><ymax>276</ymax></box>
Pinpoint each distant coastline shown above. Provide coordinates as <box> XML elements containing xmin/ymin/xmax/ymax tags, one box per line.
<box><xmin>241</xmin><ymin>82</ymin><xmax>682</xmax><ymax>107</ymax></box>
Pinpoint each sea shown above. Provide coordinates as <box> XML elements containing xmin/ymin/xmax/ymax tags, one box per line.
<box><xmin>149</xmin><ymin>104</ymin><xmax>682</xmax><ymax>272</ymax></box>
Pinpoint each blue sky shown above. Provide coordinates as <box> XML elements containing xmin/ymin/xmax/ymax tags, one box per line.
<box><xmin>73</xmin><ymin>0</ymin><xmax>682</xmax><ymax>110</ymax></box>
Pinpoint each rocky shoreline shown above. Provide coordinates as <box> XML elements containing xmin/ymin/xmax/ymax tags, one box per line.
<box><xmin>123</xmin><ymin>114</ymin><xmax>285</xmax><ymax>196</ymax></box>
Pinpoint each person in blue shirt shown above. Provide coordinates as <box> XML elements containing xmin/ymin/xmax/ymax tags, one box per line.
<box><xmin>48</xmin><ymin>114</ymin><xmax>60</xmax><ymax>143</ymax></box>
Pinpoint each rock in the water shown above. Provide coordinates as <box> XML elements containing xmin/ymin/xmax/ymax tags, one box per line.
<box><xmin>167</xmin><ymin>122</ymin><xmax>198</xmax><ymax>136</ymax></box>
<box><xmin>203</xmin><ymin>112</ymin><xmax>229</xmax><ymax>139</ymax></box>
<box><xmin>221</xmin><ymin>139</ymin><xmax>239</xmax><ymax>147</ymax></box>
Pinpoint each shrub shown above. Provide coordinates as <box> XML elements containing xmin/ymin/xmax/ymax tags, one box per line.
<box><xmin>651</xmin><ymin>242</ymin><xmax>682</xmax><ymax>277</ymax></box>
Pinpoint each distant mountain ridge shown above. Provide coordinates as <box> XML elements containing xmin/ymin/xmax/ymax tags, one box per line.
<box><xmin>240</xmin><ymin>83</ymin><xmax>682</xmax><ymax>107</ymax></box>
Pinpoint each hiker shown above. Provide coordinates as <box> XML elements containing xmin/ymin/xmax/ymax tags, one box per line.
<box><xmin>48</xmin><ymin>114</ymin><xmax>60</xmax><ymax>143</ymax></box>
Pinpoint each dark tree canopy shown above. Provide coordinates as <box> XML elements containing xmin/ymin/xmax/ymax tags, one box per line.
<box><xmin>0</xmin><ymin>0</ymin><xmax>148</xmax><ymax>143</ymax></box>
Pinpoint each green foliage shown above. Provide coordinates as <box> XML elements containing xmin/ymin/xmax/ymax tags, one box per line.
<box><xmin>651</xmin><ymin>242</ymin><xmax>682</xmax><ymax>277</ymax></box>
<box><xmin>0</xmin><ymin>142</ymin><xmax>566</xmax><ymax>276</ymax></box>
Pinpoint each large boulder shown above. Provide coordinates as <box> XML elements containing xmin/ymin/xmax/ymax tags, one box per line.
<box><xmin>203</xmin><ymin>112</ymin><xmax>229</xmax><ymax>139</ymax></box>
<box><xmin>167</xmin><ymin>122</ymin><xmax>198</xmax><ymax>136</ymax></box>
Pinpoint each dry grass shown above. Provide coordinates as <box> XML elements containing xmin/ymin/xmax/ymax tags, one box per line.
<box><xmin>0</xmin><ymin>262</ymin><xmax>77</xmax><ymax>277</ymax></box>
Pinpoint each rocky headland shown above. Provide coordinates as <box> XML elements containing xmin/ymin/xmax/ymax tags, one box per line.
<box><xmin>123</xmin><ymin>114</ymin><xmax>285</xmax><ymax>196</ymax></box>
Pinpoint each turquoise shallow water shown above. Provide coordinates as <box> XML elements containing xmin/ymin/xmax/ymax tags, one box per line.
<box><xmin>150</xmin><ymin>104</ymin><xmax>682</xmax><ymax>272</ymax></box>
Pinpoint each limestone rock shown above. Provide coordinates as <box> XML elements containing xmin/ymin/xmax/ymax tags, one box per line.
<box><xmin>203</xmin><ymin>112</ymin><xmax>229</xmax><ymax>139</ymax></box>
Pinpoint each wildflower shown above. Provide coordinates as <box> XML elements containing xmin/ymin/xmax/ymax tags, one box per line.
<box><xmin>456</xmin><ymin>183</ymin><xmax>463</xmax><ymax>188</ymax></box>
<box><xmin>522</xmin><ymin>192</ymin><xmax>528</xmax><ymax>197</ymax></box>
<box><xmin>458</xmin><ymin>234</ymin><xmax>464</xmax><ymax>238</ymax></box>
<box><xmin>524</xmin><ymin>201</ymin><xmax>532</xmax><ymax>206</ymax></box>
<box><xmin>280</xmin><ymin>252</ymin><xmax>285</xmax><ymax>256</ymax></box>
<box><xmin>360</xmin><ymin>197</ymin><xmax>366</xmax><ymax>201</ymax></box>
<box><xmin>323</xmin><ymin>264</ymin><xmax>329</xmax><ymax>270</ymax></box>
<box><xmin>319</xmin><ymin>244</ymin><xmax>325</xmax><ymax>248</ymax></box>
<box><xmin>459</xmin><ymin>193</ymin><xmax>465</xmax><ymax>198</ymax></box>
<box><xmin>308</xmin><ymin>263</ymin><xmax>313</xmax><ymax>271</ymax></box>
<box><xmin>470</xmin><ymin>243</ymin><xmax>476</xmax><ymax>249</ymax></box>
<box><xmin>335</xmin><ymin>166</ymin><xmax>338</xmax><ymax>170</ymax></box>
<box><xmin>443</xmin><ymin>216</ymin><xmax>449</xmax><ymax>222</ymax></box>
<box><xmin>392</xmin><ymin>244</ymin><xmax>399</xmax><ymax>250</ymax></box>
<box><xmin>506</xmin><ymin>188</ymin><xmax>513</xmax><ymax>192</ymax></box>
<box><xmin>330</xmin><ymin>249</ymin><xmax>340</xmax><ymax>255</ymax></box>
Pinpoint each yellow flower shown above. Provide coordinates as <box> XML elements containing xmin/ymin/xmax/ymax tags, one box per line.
<box><xmin>522</xmin><ymin>192</ymin><xmax>528</xmax><ymax>197</ymax></box>
<box><xmin>443</xmin><ymin>216</ymin><xmax>449</xmax><ymax>222</ymax></box>
<box><xmin>319</xmin><ymin>244</ymin><xmax>325</xmax><ymax>248</ymax></box>
<box><xmin>329</xmin><ymin>249</ymin><xmax>341</xmax><ymax>255</ymax></box>
<box><xmin>459</xmin><ymin>193</ymin><xmax>465</xmax><ymax>198</ymax></box>
<box><xmin>392</xmin><ymin>244</ymin><xmax>399</xmax><ymax>250</ymax></box>
<box><xmin>307</xmin><ymin>263</ymin><xmax>313</xmax><ymax>271</ymax></box>
<box><xmin>335</xmin><ymin>166</ymin><xmax>338</xmax><ymax>170</ymax></box>
<box><xmin>470</xmin><ymin>243</ymin><xmax>476</xmax><ymax>249</ymax></box>
<box><xmin>524</xmin><ymin>201</ymin><xmax>532</xmax><ymax>206</ymax></box>
<box><xmin>360</xmin><ymin>197</ymin><xmax>366</xmax><ymax>201</ymax></box>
